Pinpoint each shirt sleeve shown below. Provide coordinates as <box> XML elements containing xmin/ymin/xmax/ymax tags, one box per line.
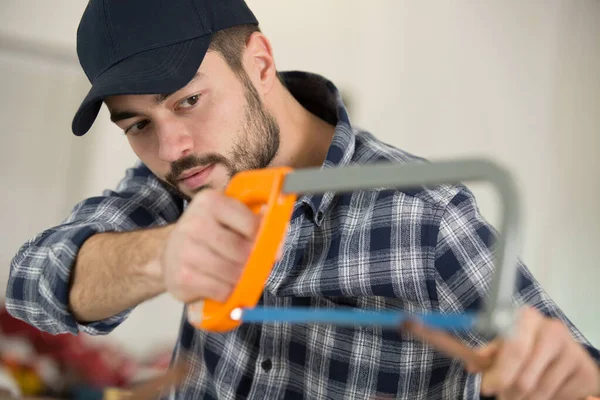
<box><xmin>431</xmin><ymin>187</ymin><xmax>600</xmax><ymax>398</ymax></box>
<box><xmin>5</xmin><ymin>161</ymin><xmax>184</xmax><ymax>336</ymax></box>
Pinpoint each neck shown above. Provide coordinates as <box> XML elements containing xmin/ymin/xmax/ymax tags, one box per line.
<box><xmin>266</xmin><ymin>80</ymin><xmax>336</xmax><ymax>169</ymax></box>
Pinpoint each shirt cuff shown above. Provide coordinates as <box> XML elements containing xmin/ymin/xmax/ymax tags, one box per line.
<box><xmin>37</xmin><ymin>222</ymin><xmax>131</xmax><ymax>336</ymax></box>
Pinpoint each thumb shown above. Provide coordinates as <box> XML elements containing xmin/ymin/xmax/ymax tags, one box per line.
<box><xmin>465</xmin><ymin>340</ymin><xmax>500</xmax><ymax>373</ymax></box>
<box><xmin>401</xmin><ymin>320</ymin><xmax>493</xmax><ymax>372</ymax></box>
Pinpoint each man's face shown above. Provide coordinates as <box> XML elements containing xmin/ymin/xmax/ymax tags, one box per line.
<box><xmin>105</xmin><ymin>51</ymin><xmax>280</xmax><ymax>200</ymax></box>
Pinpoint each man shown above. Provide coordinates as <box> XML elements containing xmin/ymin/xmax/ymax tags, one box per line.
<box><xmin>6</xmin><ymin>0</ymin><xmax>600</xmax><ymax>398</ymax></box>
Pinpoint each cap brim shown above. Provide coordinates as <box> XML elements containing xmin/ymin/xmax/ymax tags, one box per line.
<box><xmin>72</xmin><ymin>35</ymin><xmax>212</xmax><ymax>136</ymax></box>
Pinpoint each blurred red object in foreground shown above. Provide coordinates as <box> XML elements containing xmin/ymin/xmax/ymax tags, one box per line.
<box><xmin>0</xmin><ymin>304</ymin><xmax>137</xmax><ymax>392</ymax></box>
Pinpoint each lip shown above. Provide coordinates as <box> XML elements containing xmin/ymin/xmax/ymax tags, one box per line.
<box><xmin>178</xmin><ymin>164</ymin><xmax>215</xmax><ymax>190</ymax></box>
<box><xmin>178</xmin><ymin>166</ymin><xmax>210</xmax><ymax>181</ymax></box>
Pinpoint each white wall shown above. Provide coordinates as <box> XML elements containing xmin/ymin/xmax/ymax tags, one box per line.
<box><xmin>251</xmin><ymin>0</ymin><xmax>600</xmax><ymax>344</ymax></box>
<box><xmin>1</xmin><ymin>1</ymin><xmax>598</xmax><ymax>357</ymax></box>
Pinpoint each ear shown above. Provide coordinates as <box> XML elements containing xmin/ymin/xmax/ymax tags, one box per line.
<box><xmin>243</xmin><ymin>31</ymin><xmax>278</xmax><ymax>96</ymax></box>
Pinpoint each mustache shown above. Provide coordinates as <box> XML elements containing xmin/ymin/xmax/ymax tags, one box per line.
<box><xmin>165</xmin><ymin>153</ymin><xmax>230</xmax><ymax>186</ymax></box>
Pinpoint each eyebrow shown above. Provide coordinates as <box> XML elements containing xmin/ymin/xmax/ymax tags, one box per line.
<box><xmin>109</xmin><ymin>72</ymin><xmax>205</xmax><ymax>123</ymax></box>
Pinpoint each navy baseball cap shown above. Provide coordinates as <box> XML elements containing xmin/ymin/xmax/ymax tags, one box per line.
<box><xmin>72</xmin><ymin>0</ymin><xmax>258</xmax><ymax>136</ymax></box>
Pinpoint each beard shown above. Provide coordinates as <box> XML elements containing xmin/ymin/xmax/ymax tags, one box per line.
<box><xmin>164</xmin><ymin>71</ymin><xmax>280</xmax><ymax>201</ymax></box>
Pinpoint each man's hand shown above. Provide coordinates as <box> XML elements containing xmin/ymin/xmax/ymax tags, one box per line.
<box><xmin>403</xmin><ymin>307</ymin><xmax>600</xmax><ymax>399</ymax></box>
<box><xmin>161</xmin><ymin>189</ymin><xmax>262</xmax><ymax>303</ymax></box>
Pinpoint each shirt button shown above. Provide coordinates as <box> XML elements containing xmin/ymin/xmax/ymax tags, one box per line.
<box><xmin>261</xmin><ymin>359</ymin><xmax>272</xmax><ymax>372</ymax></box>
<box><xmin>316</xmin><ymin>211</ymin><xmax>323</xmax><ymax>221</ymax></box>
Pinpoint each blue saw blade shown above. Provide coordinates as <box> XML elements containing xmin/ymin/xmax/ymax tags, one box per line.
<box><xmin>239</xmin><ymin>307</ymin><xmax>478</xmax><ymax>331</ymax></box>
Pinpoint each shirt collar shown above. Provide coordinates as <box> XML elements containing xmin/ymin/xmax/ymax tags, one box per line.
<box><xmin>279</xmin><ymin>71</ymin><xmax>356</xmax><ymax>226</ymax></box>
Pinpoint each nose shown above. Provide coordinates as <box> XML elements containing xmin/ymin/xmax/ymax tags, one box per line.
<box><xmin>155</xmin><ymin>116</ymin><xmax>193</xmax><ymax>162</ymax></box>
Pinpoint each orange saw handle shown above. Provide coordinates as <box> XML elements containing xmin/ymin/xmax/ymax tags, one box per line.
<box><xmin>187</xmin><ymin>166</ymin><xmax>297</xmax><ymax>332</ymax></box>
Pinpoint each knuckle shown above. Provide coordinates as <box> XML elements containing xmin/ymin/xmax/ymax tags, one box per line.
<box><xmin>180</xmin><ymin>239</ymin><xmax>198</xmax><ymax>259</ymax></box>
<box><xmin>176</xmin><ymin>264</ymin><xmax>194</xmax><ymax>288</ymax></box>
<box><xmin>178</xmin><ymin>216</ymin><xmax>203</xmax><ymax>238</ymax></box>
<box><xmin>217</xmin><ymin>232</ymin><xmax>250</xmax><ymax>261</ymax></box>
<box><xmin>212</xmin><ymin>229</ymin><xmax>233</xmax><ymax>252</ymax></box>
<box><xmin>235</xmin><ymin>235</ymin><xmax>252</xmax><ymax>254</ymax></box>
<box><xmin>209</xmin><ymin>262</ymin><xmax>240</xmax><ymax>284</ymax></box>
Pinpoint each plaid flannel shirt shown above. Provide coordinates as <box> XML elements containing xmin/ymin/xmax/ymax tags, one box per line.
<box><xmin>7</xmin><ymin>71</ymin><xmax>599</xmax><ymax>399</ymax></box>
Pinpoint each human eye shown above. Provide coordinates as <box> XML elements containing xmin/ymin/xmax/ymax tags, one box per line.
<box><xmin>177</xmin><ymin>94</ymin><xmax>201</xmax><ymax>109</ymax></box>
<box><xmin>125</xmin><ymin>120</ymin><xmax>150</xmax><ymax>135</ymax></box>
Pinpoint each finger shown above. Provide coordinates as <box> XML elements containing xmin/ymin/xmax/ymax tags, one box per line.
<box><xmin>177</xmin><ymin>259</ymin><xmax>241</xmax><ymax>302</ymax></box>
<box><xmin>530</xmin><ymin>351</ymin><xmax>577</xmax><ymax>400</ymax></box>
<box><xmin>504</xmin><ymin>319</ymin><xmax>567</xmax><ymax>399</ymax></box>
<box><xmin>184</xmin><ymin>246</ymin><xmax>245</xmax><ymax>286</ymax></box>
<box><xmin>200</xmin><ymin>258</ymin><xmax>245</xmax><ymax>286</ymax></box>
<box><xmin>192</xmin><ymin>190</ymin><xmax>261</xmax><ymax>240</ymax></box>
<box><xmin>402</xmin><ymin>320</ymin><xmax>492</xmax><ymax>371</ymax></box>
<box><xmin>553</xmin><ymin>365</ymin><xmax>595</xmax><ymax>400</ymax></box>
<box><xmin>213</xmin><ymin>196</ymin><xmax>262</xmax><ymax>240</ymax></box>
<box><xmin>554</xmin><ymin>341</ymin><xmax>600</xmax><ymax>400</ymax></box>
<box><xmin>481</xmin><ymin>307</ymin><xmax>543</xmax><ymax>396</ymax></box>
<box><xmin>466</xmin><ymin>340</ymin><xmax>501</xmax><ymax>373</ymax></box>
<box><xmin>172</xmin><ymin>276</ymin><xmax>233</xmax><ymax>303</ymax></box>
<box><xmin>185</xmin><ymin>274</ymin><xmax>235</xmax><ymax>303</ymax></box>
<box><xmin>197</xmin><ymin>220</ymin><xmax>254</xmax><ymax>265</ymax></box>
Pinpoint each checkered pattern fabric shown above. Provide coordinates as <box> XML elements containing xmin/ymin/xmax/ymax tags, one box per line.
<box><xmin>7</xmin><ymin>71</ymin><xmax>599</xmax><ymax>399</ymax></box>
